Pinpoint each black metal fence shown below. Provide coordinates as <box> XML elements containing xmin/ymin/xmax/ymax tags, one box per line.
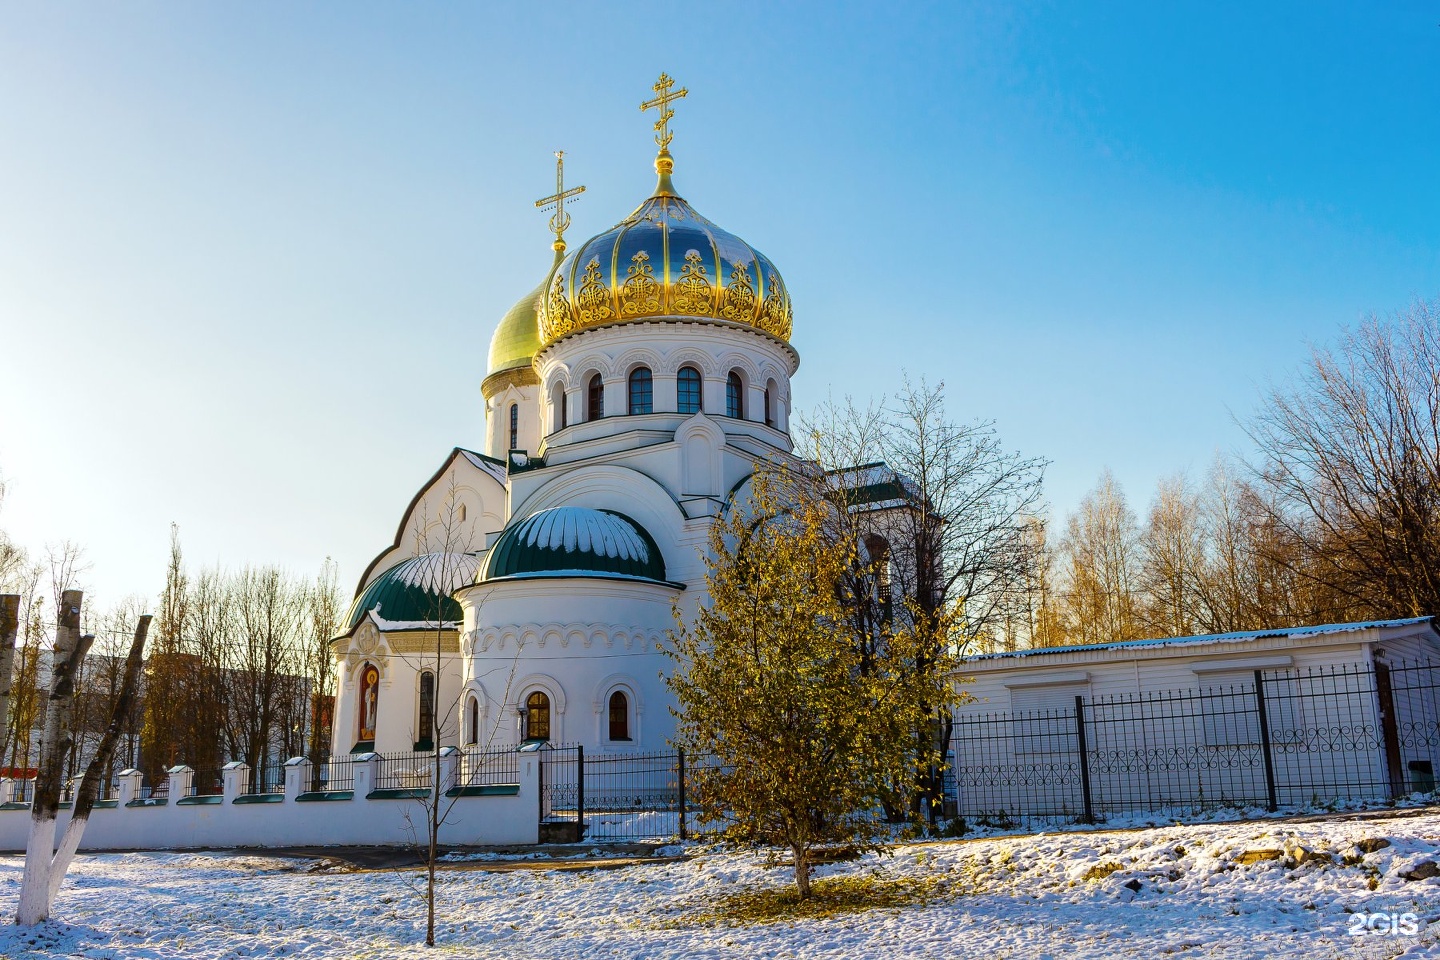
<box><xmin>454</xmin><ymin>746</ymin><xmax>521</xmax><ymax>791</ymax></box>
<box><xmin>539</xmin><ymin>745</ymin><xmax>729</xmax><ymax>842</ymax></box>
<box><xmin>373</xmin><ymin>750</ymin><xmax>435</xmax><ymax>794</ymax></box>
<box><xmin>951</xmin><ymin>659</ymin><xmax>1440</xmax><ymax>828</ymax></box>
<box><xmin>243</xmin><ymin>762</ymin><xmax>287</xmax><ymax>796</ymax></box>
<box><xmin>190</xmin><ymin>768</ymin><xmax>225</xmax><ymax>798</ymax></box>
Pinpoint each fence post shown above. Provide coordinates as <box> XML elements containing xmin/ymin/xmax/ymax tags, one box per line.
<box><xmin>1073</xmin><ymin>696</ymin><xmax>1095</xmax><ymax>825</ymax></box>
<box><xmin>1254</xmin><ymin>670</ymin><xmax>1279</xmax><ymax>813</ymax></box>
<box><xmin>677</xmin><ymin>748</ymin><xmax>687</xmax><ymax>842</ymax></box>
<box><xmin>576</xmin><ymin>745</ymin><xmax>585</xmax><ymax>838</ymax></box>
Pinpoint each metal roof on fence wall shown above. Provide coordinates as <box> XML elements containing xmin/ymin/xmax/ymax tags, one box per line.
<box><xmin>967</xmin><ymin>617</ymin><xmax>1436</xmax><ymax>662</ymax></box>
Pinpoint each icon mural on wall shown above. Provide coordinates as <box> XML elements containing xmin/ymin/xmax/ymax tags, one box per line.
<box><xmin>359</xmin><ymin>664</ymin><xmax>379</xmax><ymax>741</ymax></box>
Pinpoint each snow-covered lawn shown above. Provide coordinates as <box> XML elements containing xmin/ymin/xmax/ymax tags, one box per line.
<box><xmin>1</xmin><ymin>811</ymin><xmax>1438</xmax><ymax>959</ymax></box>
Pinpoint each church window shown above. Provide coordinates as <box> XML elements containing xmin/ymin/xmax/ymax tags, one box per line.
<box><xmin>552</xmin><ymin>381</ymin><xmax>568</xmax><ymax>430</ymax></box>
<box><xmin>608</xmin><ymin>691</ymin><xmax>630</xmax><ymax>741</ymax></box>
<box><xmin>726</xmin><ymin>371</ymin><xmax>744</xmax><ymax>419</ymax></box>
<box><xmin>458</xmin><ymin>503</ymin><xmax>467</xmax><ymax>522</ymax></box>
<box><xmin>524</xmin><ymin>690</ymin><xmax>551</xmax><ymax>742</ymax></box>
<box><xmin>677</xmin><ymin>366</ymin><xmax>702</xmax><ymax>414</ymax></box>
<box><xmin>508</xmin><ymin>403</ymin><xmax>519</xmax><ymax>450</ymax></box>
<box><xmin>465</xmin><ymin>695</ymin><xmax>479</xmax><ymax>746</ymax></box>
<box><xmin>628</xmin><ymin>367</ymin><xmax>653</xmax><ymax>415</ymax></box>
<box><xmin>417</xmin><ymin>671</ymin><xmax>436</xmax><ymax>749</ymax></box>
<box><xmin>587</xmin><ymin>374</ymin><xmax>604</xmax><ymax>421</ymax></box>
<box><xmin>764</xmin><ymin>379</ymin><xmax>778</xmax><ymax>428</ymax></box>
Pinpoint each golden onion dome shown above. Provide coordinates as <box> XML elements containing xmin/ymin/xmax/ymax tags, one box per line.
<box><xmin>486</xmin><ymin>249</ymin><xmax>564</xmax><ymax>379</ymax></box>
<box><xmin>538</xmin><ymin>157</ymin><xmax>793</xmax><ymax>347</ymax></box>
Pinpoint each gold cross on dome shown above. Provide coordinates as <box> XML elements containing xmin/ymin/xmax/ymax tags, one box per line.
<box><xmin>534</xmin><ymin>151</ymin><xmax>585</xmax><ymax>252</ymax></box>
<box><xmin>640</xmin><ymin>72</ymin><xmax>688</xmax><ymax>152</ymax></box>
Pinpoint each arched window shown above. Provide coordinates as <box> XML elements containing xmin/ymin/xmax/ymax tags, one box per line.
<box><xmin>524</xmin><ymin>690</ymin><xmax>551</xmax><ymax>742</ymax></box>
<box><xmin>465</xmin><ymin>695</ymin><xmax>479</xmax><ymax>746</ymax></box>
<box><xmin>628</xmin><ymin>367</ymin><xmax>653</xmax><ymax>415</ymax></box>
<box><xmin>726</xmin><ymin>371</ymin><xmax>744</xmax><ymax>419</ymax></box>
<box><xmin>417</xmin><ymin>671</ymin><xmax>436</xmax><ymax>749</ymax></box>
<box><xmin>608</xmin><ymin>691</ymin><xmax>630</xmax><ymax>742</ymax></box>
<box><xmin>508</xmin><ymin>403</ymin><xmax>519</xmax><ymax>450</ymax></box>
<box><xmin>763</xmin><ymin>385</ymin><xmax>775</xmax><ymax>428</ymax></box>
<box><xmin>677</xmin><ymin>366</ymin><xmax>702</xmax><ymax>414</ymax></box>
<box><xmin>586</xmin><ymin>374</ymin><xmax>604</xmax><ymax>421</ymax></box>
<box><xmin>552</xmin><ymin>381</ymin><xmax>568</xmax><ymax>431</ymax></box>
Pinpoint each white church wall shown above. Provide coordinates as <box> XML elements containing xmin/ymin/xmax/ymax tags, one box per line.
<box><xmin>534</xmin><ymin>321</ymin><xmax>797</xmax><ymax>450</ymax></box>
<box><xmin>456</xmin><ymin>578</ymin><xmax>680</xmax><ymax>753</ymax></box>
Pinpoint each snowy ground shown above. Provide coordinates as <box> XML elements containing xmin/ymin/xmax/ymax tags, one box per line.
<box><xmin>1</xmin><ymin>810</ymin><xmax>1438</xmax><ymax>959</ymax></box>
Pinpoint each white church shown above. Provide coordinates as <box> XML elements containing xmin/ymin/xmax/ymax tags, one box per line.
<box><xmin>328</xmin><ymin>76</ymin><xmax>798</xmax><ymax>760</ymax></box>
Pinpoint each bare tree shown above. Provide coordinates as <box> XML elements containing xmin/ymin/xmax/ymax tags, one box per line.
<box><xmin>1136</xmin><ymin>474</ymin><xmax>1205</xmax><ymax>638</ymax></box>
<box><xmin>1059</xmin><ymin>470</ymin><xmax>1142</xmax><ymax>644</ymax></box>
<box><xmin>1244</xmin><ymin>298</ymin><xmax>1440</xmax><ymax>621</ymax></box>
<box><xmin>304</xmin><ymin>559</ymin><xmax>343</xmax><ymax>769</ymax></box>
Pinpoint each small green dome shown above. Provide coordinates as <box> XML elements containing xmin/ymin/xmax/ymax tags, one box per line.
<box><xmin>345</xmin><ymin>553</ymin><xmax>482</xmax><ymax>630</ymax></box>
<box><xmin>487</xmin><ymin>249</ymin><xmax>564</xmax><ymax>378</ymax></box>
<box><xmin>481</xmin><ymin>507</ymin><xmax>668</xmax><ymax>583</ymax></box>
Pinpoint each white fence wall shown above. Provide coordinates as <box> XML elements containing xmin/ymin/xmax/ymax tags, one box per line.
<box><xmin>0</xmin><ymin>748</ymin><xmax>539</xmax><ymax>852</ymax></box>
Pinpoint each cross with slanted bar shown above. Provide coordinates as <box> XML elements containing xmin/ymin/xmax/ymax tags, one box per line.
<box><xmin>535</xmin><ymin>151</ymin><xmax>585</xmax><ymax>252</ymax></box>
<box><xmin>641</xmin><ymin>73</ymin><xmax>688</xmax><ymax>152</ymax></box>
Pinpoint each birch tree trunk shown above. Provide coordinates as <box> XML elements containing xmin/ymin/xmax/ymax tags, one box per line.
<box><xmin>0</xmin><ymin>595</ymin><xmax>18</xmax><ymax>738</ymax></box>
<box><xmin>16</xmin><ymin>590</ymin><xmax>90</xmax><ymax>926</ymax></box>
<box><xmin>46</xmin><ymin>615</ymin><xmax>151</xmax><ymax>906</ymax></box>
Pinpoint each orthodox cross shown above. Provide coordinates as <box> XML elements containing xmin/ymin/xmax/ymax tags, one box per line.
<box><xmin>534</xmin><ymin>151</ymin><xmax>585</xmax><ymax>253</ymax></box>
<box><xmin>640</xmin><ymin>72</ymin><xmax>688</xmax><ymax>152</ymax></box>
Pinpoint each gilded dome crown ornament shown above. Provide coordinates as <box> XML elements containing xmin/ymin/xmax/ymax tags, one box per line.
<box><xmin>535</xmin><ymin>74</ymin><xmax>794</xmax><ymax>347</ymax></box>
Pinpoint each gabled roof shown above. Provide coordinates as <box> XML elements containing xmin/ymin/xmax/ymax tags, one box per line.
<box><xmin>968</xmin><ymin>617</ymin><xmax>1436</xmax><ymax>662</ymax></box>
<box><xmin>351</xmin><ymin>446</ymin><xmax>506</xmax><ymax>599</ymax></box>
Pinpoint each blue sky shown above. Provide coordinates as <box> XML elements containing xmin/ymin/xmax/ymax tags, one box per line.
<box><xmin>1</xmin><ymin>2</ymin><xmax>1437</xmax><ymax>606</ymax></box>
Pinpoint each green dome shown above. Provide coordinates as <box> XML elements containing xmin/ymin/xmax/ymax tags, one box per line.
<box><xmin>481</xmin><ymin>507</ymin><xmax>668</xmax><ymax>584</ymax></box>
<box><xmin>487</xmin><ymin>249</ymin><xmax>564</xmax><ymax>378</ymax></box>
<box><xmin>345</xmin><ymin>553</ymin><xmax>482</xmax><ymax>630</ymax></box>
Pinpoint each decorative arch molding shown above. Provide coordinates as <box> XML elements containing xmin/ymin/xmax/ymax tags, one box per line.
<box><xmin>509</xmin><ymin>465</ymin><xmax>688</xmax><ymax>570</ymax></box>
<box><xmin>615</xmin><ymin>347</ymin><xmax>665</xmax><ymax>378</ymax></box>
<box><xmin>664</xmin><ymin>348</ymin><xmax>720</xmax><ymax>379</ymax></box>
<box><xmin>343</xmin><ymin>618</ymin><xmax>391</xmax><ymax>680</ymax></box>
<box><xmin>757</xmin><ymin>361</ymin><xmax>787</xmax><ymax>391</ymax></box>
<box><xmin>512</xmin><ymin>673</ymin><xmax>567</xmax><ymax>716</ymax></box>
<box><xmin>569</xmin><ymin>353</ymin><xmax>615</xmax><ymax>383</ymax></box>
<box><xmin>470</xmin><ymin>621</ymin><xmax>664</xmax><ymax>655</ymax></box>
<box><xmin>716</xmin><ymin>352</ymin><xmax>762</xmax><ymax>385</ymax></box>
<box><xmin>592</xmin><ymin>673</ymin><xmax>645</xmax><ymax>716</ymax></box>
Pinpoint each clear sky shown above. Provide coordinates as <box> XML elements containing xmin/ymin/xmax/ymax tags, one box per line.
<box><xmin>1</xmin><ymin>2</ymin><xmax>1437</xmax><ymax>609</ymax></box>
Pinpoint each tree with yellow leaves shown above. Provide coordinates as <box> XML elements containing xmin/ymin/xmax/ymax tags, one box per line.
<box><xmin>665</xmin><ymin>472</ymin><xmax>953</xmax><ymax>899</ymax></box>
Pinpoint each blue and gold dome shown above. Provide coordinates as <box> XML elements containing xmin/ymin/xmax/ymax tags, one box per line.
<box><xmin>537</xmin><ymin>155</ymin><xmax>793</xmax><ymax>348</ymax></box>
<box><xmin>481</xmin><ymin>506</ymin><xmax>669</xmax><ymax>584</ymax></box>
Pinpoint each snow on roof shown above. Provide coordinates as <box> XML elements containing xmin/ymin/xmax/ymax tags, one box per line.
<box><xmin>369</xmin><ymin>610</ymin><xmax>461</xmax><ymax>632</ymax></box>
<box><xmin>390</xmin><ymin>552</ymin><xmax>482</xmax><ymax>593</ymax></box>
<box><xmin>969</xmin><ymin>617</ymin><xmax>1435</xmax><ymax>662</ymax></box>
<box><xmin>459</xmin><ymin>448</ymin><xmax>508</xmax><ymax>486</ymax></box>
<box><xmin>518</xmin><ymin>506</ymin><xmax>650</xmax><ymax>562</ymax></box>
